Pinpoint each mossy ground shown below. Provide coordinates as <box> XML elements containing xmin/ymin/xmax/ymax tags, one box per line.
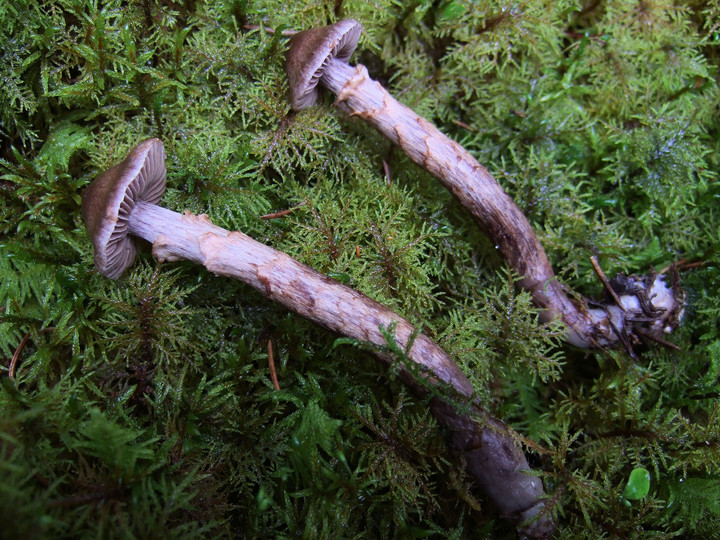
<box><xmin>1</xmin><ymin>0</ymin><xmax>719</xmax><ymax>537</ymax></box>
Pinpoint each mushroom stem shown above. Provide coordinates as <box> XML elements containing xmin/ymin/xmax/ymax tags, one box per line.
<box><xmin>124</xmin><ymin>198</ymin><xmax>553</xmax><ymax>536</ymax></box>
<box><xmin>305</xmin><ymin>55</ymin><xmax>683</xmax><ymax>348</ymax></box>
<box><xmin>128</xmin><ymin>200</ymin><xmax>474</xmax><ymax>392</ymax></box>
<box><xmin>323</xmin><ymin>59</ymin><xmax>566</xmax><ymax>316</ymax></box>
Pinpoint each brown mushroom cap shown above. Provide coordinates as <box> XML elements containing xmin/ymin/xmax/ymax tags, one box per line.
<box><xmin>82</xmin><ymin>138</ymin><xmax>166</xmax><ymax>279</ymax></box>
<box><xmin>285</xmin><ymin>19</ymin><xmax>362</xmax><ymax>110</ymax></box>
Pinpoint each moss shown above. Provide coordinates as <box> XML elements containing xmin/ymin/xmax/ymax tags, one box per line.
<box><xmin>1</xmin><ymin>0</ymin><xmax>719</xmax><ymax>537</ymax></box>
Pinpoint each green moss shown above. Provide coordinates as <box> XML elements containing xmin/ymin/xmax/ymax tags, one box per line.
<box><xmin>1</xmin><ymin>0</ymin><xmax>719</xmax><ymax>537</ymax></box>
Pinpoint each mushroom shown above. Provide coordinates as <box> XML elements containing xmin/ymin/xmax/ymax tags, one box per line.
<box><xmin>285</xmin><ymin>19</ymin><xmax>684</xmax><ymax>349</ymax></box>
<box><xmin>82</xmin><ymin>139</ymin><xmax>167</xmax><ymax>279</ymax></box>
<box><xmin>82</xmin><ymin>138</ymin><xmax>555</xmax><ymax>538</ymax></box>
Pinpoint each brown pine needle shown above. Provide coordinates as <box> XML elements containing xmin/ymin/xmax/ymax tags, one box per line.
<box><xmin>382</xmin><ymin>159</ymin><xmax>391</xmax><ymax>186</ymax></box>
<box><xmin>260</xmin><ymin>202</ymin><xmax>306</xmax><ymax>220</ymax></box>
<box><xmin>659</xmin><ymin>258</ymin><xmax>706</xmax><ymax>274</ymax></box>
<box><xmin>9</xmin><ymin>333</ymin><xmax>30</xmax><ymax>379</ymax></box>
<box><xmin>590</xmin><ymin>255</ymin><xmax>624</xmax><ymax>311</ymax></box>
<box><xmin>453</xmin><ymin>119</ymin><xmax>476</xmax><ymax>131</ymax></box>
<box><xmin>267</xmin><ymin>340</ymin><xmax>280</xmax><ymax>391</ymax></box>
<box><xmin>9</xmin><ymin>327</ymin><xmax>54</xmax><ymax>379</ymax></box>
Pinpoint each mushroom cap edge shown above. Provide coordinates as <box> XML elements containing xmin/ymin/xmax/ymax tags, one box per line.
<box><xmin>81</xmin><ymin>138</ymin><xmax>167</xmax><ymax>279</ymax></box>
<box><xmin>286</xmin><ymin>19</ymin><xmax>363</xmax><ymax>110</ymax></box>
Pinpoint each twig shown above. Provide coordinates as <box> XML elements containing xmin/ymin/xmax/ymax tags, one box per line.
<box><xmin>267</xmin><ymin>340</ymin><xmax>281</xmax><ymax>390</ymax></box>
<box><xmin>634</xmin><ymin>327</ymin><xmax>682</xmax><ymax>350</ymax></box>
<box><xmin>590</xmin><ymin>255</ymin><xmax>625</xmax><ymax>311</ymax></box>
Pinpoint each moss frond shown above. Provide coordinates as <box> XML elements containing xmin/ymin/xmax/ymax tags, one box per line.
<box><xmin>2</xmin><ymin>0</ymin><xmax>720</xmax><ymax>536</ymax></box>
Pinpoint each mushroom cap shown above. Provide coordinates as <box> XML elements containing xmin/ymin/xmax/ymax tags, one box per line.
<box><xmin>82</xmin><ymin>138</ymin><xmax>166</xmax><ymax>279</ymax></box>
<box><xmin>286</xmin><ymin>19</ymin><xmax>362</xmax><ymax>110</ymax></box>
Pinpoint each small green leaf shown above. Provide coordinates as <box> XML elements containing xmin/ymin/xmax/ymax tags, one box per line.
<box><xmin>437</xmin><ymin>1</ymin><xmax>466</xmax><ymax>22</ymax></box>
<box><xmin>586</xmin><ymin>195</ymin><xmax>619</xmax><ymax>209</ymax></box>
<box><xmin>623</xmin><ymin>467</ymin><xmax>650</xmax><ymax>501</ymax></box>
<box><xmin>256</xmin><ymin>487</ymin><xmax>271</xmax><ymax>512</ymax></box>
<box><xmin>327</xmin><ymin>271</ymin><xmax>351</xmax><ymax>284</ymax></box>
